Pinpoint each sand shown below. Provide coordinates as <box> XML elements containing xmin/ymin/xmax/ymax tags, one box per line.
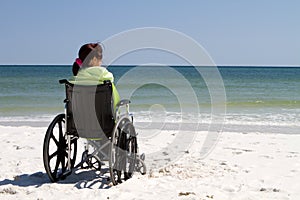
<box><xmin>0</xmin><ymin>124</ymin><xmax>299</xmax><ymax>200</ymax></box>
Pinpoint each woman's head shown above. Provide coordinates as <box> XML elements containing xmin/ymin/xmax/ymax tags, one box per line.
<box><xmin>72</xmin><ymin>43</ymin><xmax>103</xmax><ymax>75</ymax></box>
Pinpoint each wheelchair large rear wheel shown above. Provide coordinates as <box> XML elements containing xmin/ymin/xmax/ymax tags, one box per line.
<box><xmin>109</xmin><ymin>119</ymin><xmax>137</xmax><ymax>185</ymax></box>
<box><xmin>43</xmin><ymin>114</ymin><xmax>77</xmax><ymax>182</ymax></box>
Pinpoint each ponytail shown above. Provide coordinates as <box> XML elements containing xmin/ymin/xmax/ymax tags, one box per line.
<box><xmin>72</xmin><ymin>61</ymin><xmax>80</xmax><ymax>76</ymax></box>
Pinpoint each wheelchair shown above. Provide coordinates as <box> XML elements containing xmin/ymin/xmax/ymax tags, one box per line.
<box><xmin>43</xmin><ymin>79</ymin><xmax>146</xmax><ymax>185</ymax></box>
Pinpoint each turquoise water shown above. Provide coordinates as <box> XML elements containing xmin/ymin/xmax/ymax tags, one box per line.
<box><xmin>0</xmin><ymin>65</ymin><xmax>299</xmax><ymax>126</ymax></box>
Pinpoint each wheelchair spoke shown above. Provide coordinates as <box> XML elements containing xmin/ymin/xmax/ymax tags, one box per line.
<box><xmin>61</xmin><ymin>155</ymin><xmax>65</xmax><ymax>172</ymax></box>
<box><xmin>63</xmin><ymin>150</ymin><xmax>68</xmax><ymax>159</ymax></box>
<box><xmin>91</xmin><ymin>160</ymin><xmax>99</xmax><ymax>165</ymax></box>
<box><xmin>51</xmin><ymin>134</ymin><xmax>59</xmax><ymax>146</ymax></box>
<box><xmin>53</xmin><ymin>157</ymin><xmax>61</xmax><ymax>176</ymax></box>
<box><xmin>49</xmin><ymin>150</ymin><xmax>58</xmax><ymax>161</ymax></box>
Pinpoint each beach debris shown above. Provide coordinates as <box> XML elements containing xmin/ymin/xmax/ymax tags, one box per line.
<box><xmin>288</xmin><ymin>151</ymin><xmax>298</xmax><ymax>154</ymax></box>
<box><xmin>13</xmin><ymin>145</ymin><xmax>21</xmax><ymax>150</ymax></box>
<box><xmin>0</xmin><ymin>187</ymin><xmax>17</xmax><ymax>195</ymax></box>
<box><xmin>178</xmin><ymin>191</ymin><xmax>196</xmax><ymax>196</ymax></box>
<box><xmin>260</xmin><ymin>188</ymin><xmax>267</xmax><ymax>192</ymax></box>
<box><xmin>273</xmin><ymin>188</ymin><xmax>280</xmax><ymax>192</ymax></box>
<box><xmin>206</xmin><ymin>194</ymin><xmax>214</xmax><ymax>199</ymax></box>
<box><xmin>259</xmin><ymin>188</ymin><xmax>280</xmax><ymax>192</ymax></box>
<box><xmin>220</xmin><ymin>162</ymin><xmax>227</xmax><ymax>166</ymax></box>
<box><xmin>159</xmin><ymin>166</ymin><xmax>170</xmax><ymax>173</ymax></box>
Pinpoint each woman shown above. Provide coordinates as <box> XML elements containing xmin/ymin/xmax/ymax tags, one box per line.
<box><xmin>70</xmin><ymin>43</ymin><xmax>120</xmax><ymax>109</ymax></box>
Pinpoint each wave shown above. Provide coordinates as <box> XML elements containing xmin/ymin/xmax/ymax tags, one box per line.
<box><xmin>226</xmin><ymin>100</ymin><xmax>300</xmax><ymax>108</ymax></box>
<box><xmin>132</xmin><ymin>111</ymin><xmax>300</xmax><ymax>126</ymax></box>
<box><xmin>0</xmin><ymin>111</ymin><xmax>299</xmax><ymax>132</ymax></box>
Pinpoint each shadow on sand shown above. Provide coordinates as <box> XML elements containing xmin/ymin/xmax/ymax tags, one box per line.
<box><xmin>0</xmin><ymin>168</ymin><xmax>112</xmax><ymax>189</ymax></box>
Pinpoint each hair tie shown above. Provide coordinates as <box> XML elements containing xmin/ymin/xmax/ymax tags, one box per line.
<box><xmin>75</xmin><ymin>58</ymin><xmax>82</xmax><ymax>67</ymax></box>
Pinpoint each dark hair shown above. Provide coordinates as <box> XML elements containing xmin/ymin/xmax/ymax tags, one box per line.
<box><xmin>72</xmin><ymin>43</ymin><xmax>103</xmax><ymax>75</ymax></box>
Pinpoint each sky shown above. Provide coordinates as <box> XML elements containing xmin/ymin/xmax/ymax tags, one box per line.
<box><xmin>0</xmin><ymin>0</ymin><xmax>299</xmax><ymax>66</ymax></box>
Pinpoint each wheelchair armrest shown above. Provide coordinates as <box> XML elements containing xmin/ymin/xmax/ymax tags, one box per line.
<box><xmin>59</xmin><ymin>79</ymin><xmax>74</xmax><ymax>86</ymax></box>
<box><xmin>116</xmin><ymin>99</ymin><xmax>131</xmax><ymax>108</ymax></box>
<box><xmin>59</xmin><ymin>79</ymin><xmax>69</xmax><ymax>84</ymax></box>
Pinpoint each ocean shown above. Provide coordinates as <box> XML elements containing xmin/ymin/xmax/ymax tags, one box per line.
<box><xmin>0</xmin><ymin>65</ymin><xmax>299</xmax><ymax>132</ymax></box>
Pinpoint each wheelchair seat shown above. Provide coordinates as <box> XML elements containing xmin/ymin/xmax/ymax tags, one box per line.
<box><xmin>64</xmin><ymin>80</ymin><xmax>115</xmax><ymax>139</ymax></box>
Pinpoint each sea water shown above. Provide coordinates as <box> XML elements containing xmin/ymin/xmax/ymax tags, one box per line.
<box><xmin>0</xmin><ymin>65</ymin><xmax>299</xmax><ymax>132</ymax></box>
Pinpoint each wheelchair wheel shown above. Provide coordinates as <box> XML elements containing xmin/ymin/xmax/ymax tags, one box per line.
<box><xmin>80</xmin><ymin>150</ymin><xmax>102</xmax><ymax>171</ymax></box>
<box><xmin>43</xmin><ymin>114</ymin><xmax>77</xmax><ymax>182</ymax></box>
<box><xmin>109</xmin><ymin>119</ymin><xmax>137</xmax><ymax>185</ymax></box>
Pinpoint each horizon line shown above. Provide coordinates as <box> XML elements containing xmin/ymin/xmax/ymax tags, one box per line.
<box><xmin>0</xmin><ymin>64</ymin><xmax>300</xmax><ymax>67</ymax></box>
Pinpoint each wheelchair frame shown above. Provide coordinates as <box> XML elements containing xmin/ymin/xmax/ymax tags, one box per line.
<box><xmin>43</xmin><ymin>79</ymin><xmax>146</xmax><ymax>185</ymax></box>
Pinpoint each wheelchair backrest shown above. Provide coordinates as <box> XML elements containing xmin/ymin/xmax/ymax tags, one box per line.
<box><xmin>64</xmin><ymin>80</ymin><xmax>115</xmax><ymax>139</ymax></box>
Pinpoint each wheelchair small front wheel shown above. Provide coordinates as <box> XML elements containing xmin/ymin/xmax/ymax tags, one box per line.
<box><xmin>43</xmin><ymin>114</ymin><xmax>77</xmax><ymax>182</ymax></box>
<box><xmin>80</xmin><ymin>150</ymin><xmax>102</xmax><ymax>171</ymax></box>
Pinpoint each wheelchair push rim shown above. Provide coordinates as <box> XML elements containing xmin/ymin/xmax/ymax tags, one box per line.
<box><xmin>43</xmin><ymin>114</ymin><xmax>77</xmax><ymax>182</ymax></box>
<box><xmin>109</xmin><ymin>118</ymin><xmax>137</xmax><ymax>185</ymax></box>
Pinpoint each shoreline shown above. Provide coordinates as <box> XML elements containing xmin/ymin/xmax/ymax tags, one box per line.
<box><xmin>0</xmin><ymin>120</ymin><xmax>299</xmax><ymax>135</ymax></box>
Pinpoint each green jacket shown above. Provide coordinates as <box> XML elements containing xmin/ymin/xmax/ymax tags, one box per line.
<box><xmin>69</xmin><ymin>67</ymin><xmax>120</xmax><ymax>110</ymax></box>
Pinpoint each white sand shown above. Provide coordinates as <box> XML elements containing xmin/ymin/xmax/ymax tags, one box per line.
<box><xmin>0</xmin><ymin>124</ymin><xmax>300</xmax><ymax>200</ymax></box>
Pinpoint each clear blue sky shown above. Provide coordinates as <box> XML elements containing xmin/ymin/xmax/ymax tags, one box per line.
<box><xmin>0</xmin><ymin>0</ymin><xmax>299</xmax><ymax>66</ymax></box>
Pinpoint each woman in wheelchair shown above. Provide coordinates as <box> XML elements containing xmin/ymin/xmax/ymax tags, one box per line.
<box><xmin>43</xmin><ymin>43</ymin><xmax>146</xmax><ymax>186</ymax></box>
<box><xmin>71</xmin><ymin>43</ymin><xmax>120</xmax><ymax>110</ymax></box>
